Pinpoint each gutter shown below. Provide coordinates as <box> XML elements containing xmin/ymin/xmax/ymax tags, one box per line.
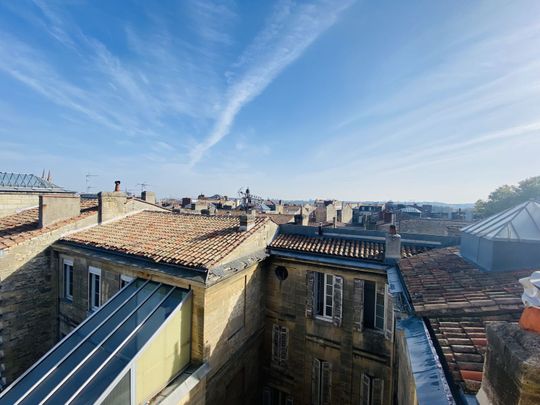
<box><xmin>54</xmin><ymin>240</ymin><xmax>208</xmax><ymax>284</ymax></box>
<box><xmin>398</xmin><ymin>316</ymin><xmax>456</xmax><ymax>405</ymax></box>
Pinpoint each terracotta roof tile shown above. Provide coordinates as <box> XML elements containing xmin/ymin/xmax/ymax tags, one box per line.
<box><xmin>399</xmin><ymin>247</ymin><xmax>531</xmax><ymax>395</ymax></box>
<box><xmin>399</xmin><ymin>247</ymin><xmax>530</xmax><ymax>315</ymax></box>
<box><xmin>63</xmin><ymin>211</ymin><xmax>269</xmax><ymax>269</ymax></box>
<box><xmin>269</xmin><ymin>233</ymin><xmax>431</xmax><ymax>262</ymax></box>
<box><xmin>0</xmin><ymin>199</ymin><xmax>98</xmax><ymax>250</ymax></box>
<box><xmin>429</xmin><ymin>314</ymin><xmax>521</xmax><ymax>394</ymax></box>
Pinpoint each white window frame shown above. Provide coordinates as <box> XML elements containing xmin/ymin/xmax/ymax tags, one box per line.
<box><xmin>88</xmin><ymin>266</ymin><xmax>102</xmax><ymax>311</ymax></box>
<box><xmin>63</xmin><ymin>258</ymin><xmax>74</xmax><ymax>301</ymax></box>
<box><xmin>120</xmin><ymin>274</ymin><xmax>134</xmax><ymax>289</ymax></box>
<box><xmin>315</xmin><ymin>272</ymin><xmax>334</xmax><ymax>320</ymax></box>
<box><xmin>374</xmin><ymin>284</ymin><xmax>385</xmax><ymax>331</ymax></box>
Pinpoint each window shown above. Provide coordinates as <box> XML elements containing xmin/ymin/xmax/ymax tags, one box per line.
<box><xmin>63</xmin><ymin>258</ymin><xmax>74</xmax><ymax>301</ymax></box>
<box><xmin>361</xmin><ymin>374</ymin><xmax>384</xmax><ymax>405</ymax></box>
<box><xmin>271</xmin><ymin>324</ymin><xmax>288</xmax><ymax>366</ymax></box>
<box><xmin>306</xmin><ymin>271</ymin><xmax>343</xmax><ymax>326</ymax></box>
<box><xmin>120</xmin><ymin>274</ymin><xmax>134</xmax><ymax>289</ymax></box>
<box><xmin>315</xmin><ymin>272</ymin><xmax>334</xmax><ymax>318</ymax></box>
<box><xmin>363</xmin><ymin>281</ymin><xmax>384</xmax><ymax>331</ymax></box>
<box><xmin>353</xmin><ymin>280</ymin><xmax>394</xmax><ymax>340</ymax></box>
<box><xmin>263</xmin><ymin>386</ymin><xmax>293</xmax><ymax>405</ymax></box>
<box><xmin>312</xmin><ymin>358</ymin><xmax>331</xmax><ymax>405</ymax></box>
<box><xmin>88</xmin><ymin>267</ymin><xmax>101</xmax><ymax>311</ymax></box>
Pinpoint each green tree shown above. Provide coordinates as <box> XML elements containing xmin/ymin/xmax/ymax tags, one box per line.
<box><xmin>475</xmin><ymin>176</ymin><xmax>540</xmax><ymax>218</ymax></box>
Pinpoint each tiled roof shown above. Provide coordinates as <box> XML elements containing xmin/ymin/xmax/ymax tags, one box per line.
<box><xmin>429</xmin><ymin>314</ymin><xmax>521</xmax><ymax>394</ymax></box>
<box><xmin>399</xmin><ymin>248</ymin><xmax>528</xmax><ymax>315</ymax></box>
<box><xmin>399</xmin><ymin>247</ymin><xmax>530</xmax><ymax>395</ymax></box>
<box><xmin>0</xmin><ymin>199</ymin><xmax>98</xmax><ymax>250</ymax></box>
<box><xmin>269</xmin><ymin>233</ymin><xmax>431</xmax><ymax>262</ymax></box>
<box><xmin>0</xmin><ymin>172</ymin><xmax>68</xmax><ymax>192</ymax></box>
<box><xmin>264</xmin><ymin>214</ymin><xmax>294</xmax><ymax>225</ymax></box>
<box><xmin>63</xmin><ymin>211</ymin><xmax>269</xmax><ymax>269</ymax></box>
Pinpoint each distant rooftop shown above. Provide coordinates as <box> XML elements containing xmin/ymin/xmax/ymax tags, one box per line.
<box><xmin>0</xmin><ymin>172</ymin><xmax>69</xmax><ymax>193</ymax></box>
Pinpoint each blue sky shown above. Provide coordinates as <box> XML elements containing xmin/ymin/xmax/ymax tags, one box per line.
<box><xmin>1</xmin><ymin>0</ymin><xmax>539</xmax><ymax>203</ymax></box>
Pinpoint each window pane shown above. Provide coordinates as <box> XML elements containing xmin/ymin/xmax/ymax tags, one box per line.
<box><xmin>364</xmin><ymin>281</ymin><xmax>375</xmax><ymax>329</ymax></box>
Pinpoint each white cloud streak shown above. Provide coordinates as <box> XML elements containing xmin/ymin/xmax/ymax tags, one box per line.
<box><xmin>188</xmin><ymin>0</ymin><xmax>355</xmax><ymax>166</ymax></box>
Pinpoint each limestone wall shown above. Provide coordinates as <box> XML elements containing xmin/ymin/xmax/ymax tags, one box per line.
<box><xmin>0</xmin><ymin>193</ymin><xmax>39</xmax><ymax>218</ymax></box>
<box><xmin>0</xmin><ymin>213</ymin><xmax>98</xmax><ymax>385</ymax></box>
<box><xmin>264</xmin><ymin>257</ymin><xmax>393</xmax><ymax>404</ymax></box>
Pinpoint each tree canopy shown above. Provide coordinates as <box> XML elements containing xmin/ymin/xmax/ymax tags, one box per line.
<box><xmin>475</xmin><ymin>176</ymin><xmax>540</xmax><ymax>218</ymax></box>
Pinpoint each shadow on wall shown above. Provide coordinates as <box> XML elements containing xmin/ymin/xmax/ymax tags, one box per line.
<box><xmin>200</xmin><ymin>265</ymin><xmax>266</xmax><ymax>405</ymax></box>
<box><xmin>0</xmin><ymin>246</ymin><xmax>57</xmax><ymax>385</ymax></box>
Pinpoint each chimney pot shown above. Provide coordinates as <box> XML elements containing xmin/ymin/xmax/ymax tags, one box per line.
<box><xmin>114</xmin><ymin>180</ymin><xmax>121</xmax><ymax>192</ymax></box>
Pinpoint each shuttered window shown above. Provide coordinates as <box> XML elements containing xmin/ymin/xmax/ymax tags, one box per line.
<box><xmin>361</xmin><ymin>281</ymin><xmax>391</xmax><ymax>338</ymax></box>
<box><xmin>306</xmin><ymin>271</ymin><xmax>343</xmax><ymax>327</ymax></box>
<box><xmin>312</xmin><ymin>358</ymin><xmax>331</xmax><ymax>405</ymax></box>
<box><xmin>361</xmin><ymin>374</ymin><xmax>384</xmax><ymax>405</ymax></box>
<box><xmin>271</xmin><ymin>324</ymin><xmax>289</xmax><ymax>366</ymax></box>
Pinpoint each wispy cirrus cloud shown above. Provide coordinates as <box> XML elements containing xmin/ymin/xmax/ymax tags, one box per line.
<box><xmin>188</xmin><ymin>0</ymin><xmax>355</xmax><ymax>166</ymax></box>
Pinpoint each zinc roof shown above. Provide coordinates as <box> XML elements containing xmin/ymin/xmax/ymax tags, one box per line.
<box><xmin>461</xmin><ymin>200</ymin><xmax>540</xmax><ymax>242</ymax></box>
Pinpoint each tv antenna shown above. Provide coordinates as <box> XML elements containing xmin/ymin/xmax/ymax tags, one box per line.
<box><xmin>238</xmin><ymin>187</ymin><xmax>263</xmax><ymax>212</ymax></box>
<box><xmin>136</xmin><ymin>183</ymin><xmax>151</xmax><ymax>193</ymax></box>
<box><xmin>85</xmin><ymin>173</ymin><xmax>98</xmax><ymax>193</ymax></box>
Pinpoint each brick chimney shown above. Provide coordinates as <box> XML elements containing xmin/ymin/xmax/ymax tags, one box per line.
<box><xmin>239</xmin><ymin>209</ymin><xmax>256</xmax><ymax>231</ymax></box>
<box><xmin>98</xmin><ymin>181</ymin><xmax>127</xmax><ymax>223</ymax></box>
<box><xmin>39</xmin><ymin>195</ymin><xmax>81</xmax><ymax>228</ymax></box>
<box><xmin>384</xmin><ymin>224</ymin><xmax>401</xmax><ymax>264</ymax></box>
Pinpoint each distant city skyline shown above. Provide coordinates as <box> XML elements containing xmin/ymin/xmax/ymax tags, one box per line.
<box><xmin>1</xmin><ymin>1</ymin><xmax>540</xmax><ymax>203</ymax></box>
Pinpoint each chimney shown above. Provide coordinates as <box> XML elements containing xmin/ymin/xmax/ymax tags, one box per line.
<box><xmin>141</xmin><ymin>191</ymin><xmax>156</xmax><ymax>205</ymax></box>
<box><xmin>477</xmin><ymin>322</ymin><xmax>540</xmax><ymax>405</ymax></box>
<box><xmin>384</xmin><ymin>224</ymin><xmax>401</xmax><ymax>264</ymax></box>
<box><xmin>294</xmin><ymin>214</ymin><xmax>308</xmax><ymax>226</ymax></box>
<box><xmin>98</xmin><ymin>181</ymin><xmax>127</xmax><ymax>223</ymax></box>
<box><xmin>239</xmin><ymin>209</ymin><xmax>256</xmax><ymax>232</ymax></box>
<box><xmin>39</xmin><ymin>194</ymin><xmax>80</xmax><ymax>228</ymax></box>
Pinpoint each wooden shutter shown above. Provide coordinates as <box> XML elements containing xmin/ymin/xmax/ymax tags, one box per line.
<box><xmin>311</xmin><ymin>358</ymin><xmax>321</xmax><ymax>405</ymax></box>
<box><xmin>384</xmin><ymin>284</ymin><xmax>394</xmax><ymax>341</ymax></box>
<box><xmin>321</xmin><ymin>361</ymin><xmax>332</xmax><ymax>405</ymax></box>
<box><xmin>372</xmin><ymin>378</ymin><xmax>384</xmax><ymax>405</ymax></box>
<box><xmin>262</xmin><ymin>387</ymin><xmax>271</xmax><ymax>405</ymax></box>
<box><xmin>272</xmin><ymin>324</ymin><xmax>280</xmax><ymax>363</ymax></box>
<box><xmin>332</xmin><ymin>276</ymin><xmax>343</xmax><ymax>327</ymax></box>
<box><xmin>361</xmin><ymin>374</ymin><xmax>371</xmax><ymax>405</ymax></box>
<box><xmin>280</xmin><ymin>326</ymin><xmax>289</xmax><ymax>366</ymax></box>
<box><xmin>352</xmin><ymin>279</ymin><xmax>365</xmax><ymax>332</ymax></box>
<box><xmin>306</xmin><ymin>271</ymin><xmax>315</xmax><ymax>318</ymax></box>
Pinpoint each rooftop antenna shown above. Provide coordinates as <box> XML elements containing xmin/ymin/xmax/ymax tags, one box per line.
<box><xmin>136</xmin><ymin>183</ymin><xmax>150</xmax><ymax>193</ymax></box>
<box><xmin>238</xmin><ymin>186</ymin><xmax>263</xmax><ymax>212</ymax></box>
<box><xmin>85</xmin><ymin>173</ymin><xmax>98</xmax><ymax>193</ymax></box>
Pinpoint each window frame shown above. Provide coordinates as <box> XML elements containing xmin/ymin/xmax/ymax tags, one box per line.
<box><xmin>314</xmin><ymin>272</ymin><xmax>334</xmax><ymax>320</ymax></box>
<box><xmin>88</xmin><ymin>266</ymin><xmax>102</xmax><ymax>311</ymax></box>
<box><xmin>363</xmin><ymin>281</ymin><xmax>385</xmax><ymax>332</ymax></box>
<box><xmin>63</xmin><ymin>258</ymin><xmax>74</xmax><ymax>301</ymax></box>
